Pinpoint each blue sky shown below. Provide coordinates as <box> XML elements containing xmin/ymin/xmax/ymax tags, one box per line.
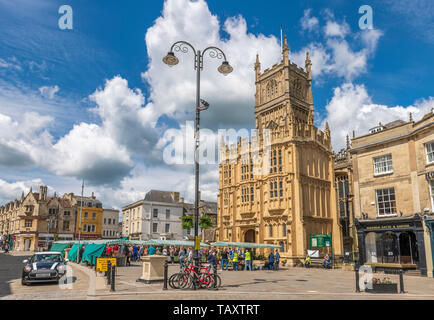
<box><xmin>0</xmin><ymin>0</ymin><xmax>433</xmax><ymax>208</ymax></box>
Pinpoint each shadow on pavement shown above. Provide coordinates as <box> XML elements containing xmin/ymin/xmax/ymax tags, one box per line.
<box><xmin>0</xmin><ymin>252</ymin><xmax>33</xmax><ymax>298</ymax></box>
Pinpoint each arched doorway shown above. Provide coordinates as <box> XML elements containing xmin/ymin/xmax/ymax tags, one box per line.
<box><xmin>365</xmin><ymin>232</ymin><xmax>379</xmax><ymax>263</ymax></box>
<box><xmin>244</xmin><ymin>229</ymin><xmax>255</xmax><ymax>243</ymax></box>
<box><xmin>380</xmin><ymin>232</ymin><xmax>399</xmax><ymax>264</ymax></box>
<box><xmin>399</xmin><ymin>232</ymin><xmax>419</xmax><ymax>265</ymax></box>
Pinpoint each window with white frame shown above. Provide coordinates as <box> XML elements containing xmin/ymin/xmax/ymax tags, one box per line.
<box><xmin>376</xmin><ymin>188</ymin><xmax>397</xmax><ymax>216</ymax></box>
<box><xmin>426</xmin><ymin>142</ymin><xmax>434</xmax><ymax>164</ymax></box>
<box><xmin>153</xmin><ymin>223</ymin><xmax>158</xmax><ymax>233</ymax></box>
<box><xmin>373</xmin><ymin>154</ymin><xmax>393</xmax><ymax>175</ymax></box>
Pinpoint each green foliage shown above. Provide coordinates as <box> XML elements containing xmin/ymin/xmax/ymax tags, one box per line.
<box><xmin>199</xmin><ymin>215</ymin><xmax>213</xmax><ymax>230</ymax></box>
<box><xmin>181</xmin><ymin>216</ymin><xmax>194</xmax><ymax>230</ymax></box>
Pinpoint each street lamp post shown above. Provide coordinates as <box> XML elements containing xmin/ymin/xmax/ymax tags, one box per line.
<box><xmin>163</xmin><ymin>41</ymin><xmax>232</xmax><ymax>276</ymax></box>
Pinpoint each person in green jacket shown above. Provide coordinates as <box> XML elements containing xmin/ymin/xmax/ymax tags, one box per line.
<box><xmin>244</xmin><ymin>250</ymin><xmax>252</xmax><ymax>271</ymax></box>
<box><xmin>232</xmin><ymin>251</ymin><xmax>239</xmax><ymax>271</ymax></box>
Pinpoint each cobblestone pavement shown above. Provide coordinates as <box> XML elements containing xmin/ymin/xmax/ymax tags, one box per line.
<box><xmin>0</xmin><ymin>252</ymin><xmax>90</xmax><ymax>300</ymax></box>
<box><xmin>3</xmin><ymin>253</ymin><xmax>434</xmax><ymax>300</ymax></box>
<box><xmin>99</xmin><ymin>261</ymin><xmax>434</xmax><ymax>300</ymax></box>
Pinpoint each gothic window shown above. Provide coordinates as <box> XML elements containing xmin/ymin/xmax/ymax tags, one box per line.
<box><xmin>266</xmin><ymin>80</ymin><xmax>278</xmax><ymax>101</ymax></box>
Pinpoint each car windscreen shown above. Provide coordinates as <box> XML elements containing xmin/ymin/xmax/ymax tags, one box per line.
<box><xmin>33</xmin><ymin>254</ymin><xmax>63</xmax><ymax>263</ymax></box>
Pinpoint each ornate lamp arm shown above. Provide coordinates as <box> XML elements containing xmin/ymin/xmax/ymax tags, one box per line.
<box><xmin>202</xmin><ymin>46</ymin><xmax>227</xmax><ymax>61</ymax></box>
<box><xmin>170</xmin><ymin>40</ymin><xmax>197</xmax><ymax>63</ymax></box>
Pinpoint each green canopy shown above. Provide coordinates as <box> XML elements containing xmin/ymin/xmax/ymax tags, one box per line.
<box><xmin>211</xmin><ymin>241</ymin><xmax>281</xmax><ymax>249</ymax></box>
<box><xmin>81</xmin><ymin>243</ymin><xmax>106</xmax><ymax>264</ymax></box>
<box><xmin>67</xmin><ymin>243</ymin><xmax>79</xmax><ymax>262</ymax></box>
<box><xmin>49</xmin><ymin>243</ymin><xmax>70</xmax><ymax>257</ymax></box>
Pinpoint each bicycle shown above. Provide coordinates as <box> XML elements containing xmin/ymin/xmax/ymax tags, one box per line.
<box><xmin>177</xmin><ymin>263</ymin><xmax>221</xmax><ymax>290</ymax></box>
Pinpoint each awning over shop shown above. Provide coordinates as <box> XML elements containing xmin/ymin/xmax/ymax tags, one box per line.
<box><xmin>49</xmin><ymin>243</ymin><xmax>70</xmax><ymax>257</ymax></box>
<box><xmin>210</xmin><ymin>241</ymin><xmax>281</xmax><ymax>249</ymax></box>
<box><xmin>81</xmin><ymin>243</ymin><xmax>106</xmax><ymax>265</ymax></box>
<box><xmin>67</xmin><ymin>243</ymin><xmax>79</xmax><ymax>262</ymax></box>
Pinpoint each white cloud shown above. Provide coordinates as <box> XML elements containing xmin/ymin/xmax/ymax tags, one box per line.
<box><xmin>38</xmin><ymin>85</ymin><xmax>59</xmax><ymax>99</ymax></box>
<box><xmin>292</xmin><ymin>10</ymin><xmax>383</xmax><ymax>81</ymax></box>
<box><xmin>301</xmin><ymin>9</ymin><xmax>319</xmax><ymax>32</ymax></box>
<box><xmin>142</xmin><ymin>0</ymin><xmax>281</xmax><ymax>129</ymax></box>
<box><xmin>322</xmin><ymin>83</ymin><xmax>434</xmax><ymax>151</ymax></box>
<box><xmin>324</xmin><ymin>20</ymin><xmax>350</xmax><ymax>38</ymax></box>
<box><xmin>0</xmin><ymin>178</ymin><xmax>43</xmax><ymax>204</ymax></box>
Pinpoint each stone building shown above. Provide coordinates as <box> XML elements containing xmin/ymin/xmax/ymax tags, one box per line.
<box><xmin>333</xmin><ymin>136</ymin><xmax>356</xmax><ymax>258</ymax></box>
<box><xmin>63</xmin><ymin>192</ymin><xmax>103</xmax><ymax>240</ymax></box>
<box><xmin>0</xmin><ymin>186</ymin><xmax>76</xmax><ymax>251</ymax></box>
<box><xmin>351</xmin><ymin>112</ymin><xmax>434</xmax><ymax>277</ymax></box>
<box><xmin>102</xmin><ymin>208</ymin><xmax>121</xmax><ymax>239</ymax></box>
<box><xmin>122</xmin><ymin>190</ymin><xmax>184</xmax><ymax>240</ymax></box>
<box><xmin>216</xmin><ymin>37</ymin><xmax>343</xmax><ymax>265</ymax></box>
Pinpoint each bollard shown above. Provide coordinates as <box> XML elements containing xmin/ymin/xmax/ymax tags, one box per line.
<box><xmin>355</xmin><ymin>265</ymin><xmax>360</xmax><ymax>293</ymax></box>
<box><xmin>107</xmin><ymin>261</ymin><xmax>112</xmax><ymax>285</ymax></box>
<box><xmin>399</xmin><ymin>269</ymin><xmax>405</xmax><ymax>293</ymax></box>
<box><xmin>213</xmin><ymin>263</ymin><xmax>217</xmax><ymax>290</ymax></box>
<box><xmin>163</xmin><ymin>261</ymin><xmax>168</xmax><ymax>290</ymax></box>
<box><xmin>111</xmin><ymin>265</ymin><xmax>115</xmax><ymax>291</ymax></box>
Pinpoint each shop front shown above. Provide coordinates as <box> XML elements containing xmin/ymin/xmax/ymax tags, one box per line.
<box><xmin>355</xmin><ymin>214</ymin><xmax>427</xmax><ymax>276</ymax></box>
<box><xmin>17</xmin><ymin>233</ymin><xmax>37</xmax><ymax>251</ymax></box>
<box><xmin>424</xmin><ymin>216</ymin><xmax>434</xmax><ymax>278</ymax></box>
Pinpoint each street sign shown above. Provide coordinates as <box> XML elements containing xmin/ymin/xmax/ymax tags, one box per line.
<box><xmin>195</xmin><ymin>236</ymin><xmax>200</xmax><ymax>250</ymax></box>
<box><xmin>96</xmin><ymin>258</ymin><xmax>117</xmax><ymax>272</ymax></box>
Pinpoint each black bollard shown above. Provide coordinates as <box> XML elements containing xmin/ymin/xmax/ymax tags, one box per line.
<box><xmin>213</xmin><ymin>263</ymin><xmax>217</xmax><ymax>289</ymax></box>
<box><xmin>110</xmin><ymin>265</ymin><xmax>115</xmax><ymax>291</ymax></box>
<box><xmin>163</xmin><ymin>261</ymin><xmax>168</xmax><ymax>290</ymax></box>
<box><xmin>107</xmin><ymin>261</ymin><xmax>112</xmax><ymax>285</ymax></box>
<box><xmin>399</xmin><ymin>269</ymin><xmax>405</xmax><ymax>293</ymax></box>
<box><xmin>355</xmin><ymin>265</ymin><xmax>360</xmax><ymax>293</ymax></box>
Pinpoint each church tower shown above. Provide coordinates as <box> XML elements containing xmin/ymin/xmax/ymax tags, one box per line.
<box><xmin>217</xmin><ymin>35</ymin><xmax>343</xmax><ymax>265</ymax></box>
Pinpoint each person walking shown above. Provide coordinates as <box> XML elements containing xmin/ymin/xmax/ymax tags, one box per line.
<box><xmin>187</xmin><ymin>248</ymin><xmax>193</xmax><ymax>264</ymax></box>
<box><xmin>207</xmin><ymin>250</ymin><xmax>216</xmax><ymax>273</ymax></box>
<box><xmin>178</xmin><ymin>247</ymin><xmax>185</xmax><ymax>271</ymax></box>
<box><xmin>232</xmin><ymin>250</ymin><xmax>239</xmax><ymax>271</ymax></box>
<box><xmin>274</xmin><ymin>250</ymin><xmax>280</xmax><ymax>271</ymax></box>
<box><xmin>124</xmin><ymin>246</ymin><xmax>131</xmax><ymax>266</ymax></box>
<box><xmin>268</xmin><ymin>251</ymin><xmax>274</xmax><ymax>270</ymax></box>
<box><xmin>169</xmin><ymin>246</ymin><xmax>175</xmax><ymax>264</ymax></box>
<box><xmin>132</xmin><ymin>245</ymin><xmax>138</xmax><ymax>262</ymax></box>
<box><xmin>245</xmin><ymin>249</ymin><xmax>252</xmax><ymax>271</ymax></box>
<box><xmin>221</xmin><ymin>248</ymin><xmax>228</xmax><ymax>271</ymax></box>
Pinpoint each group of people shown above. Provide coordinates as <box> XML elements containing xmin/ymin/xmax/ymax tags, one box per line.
<box><xmin>98</xmin><ymin>244</ymin><xmax>289</xmax><ymax>272</ymax></box>
<box><xmin>304</xmin><ymin>254</ymin><xmax>332</xmax><ymax>269</ymax></box>
<box><xmin>1</xmin><ymin>243</ymin><xmax>10</xmax><ymax>253</ymax></box>
<box><xmin>265</xmin><ymin>250</ymin><xmax>281</xmax><ymax>270</ymax></box>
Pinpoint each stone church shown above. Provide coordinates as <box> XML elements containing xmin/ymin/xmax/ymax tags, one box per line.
<box><xmin>216</xmin><ymin>36</ymin><xmax>343</xmax><ymax>265</ymax></box>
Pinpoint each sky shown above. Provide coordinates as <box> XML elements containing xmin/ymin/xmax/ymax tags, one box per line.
<box><xmin>0</xmin><ymin>0</ymin><xmax>433</xmax><ymax>210</ymax></box>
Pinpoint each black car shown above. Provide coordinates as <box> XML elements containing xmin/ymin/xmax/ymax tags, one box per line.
<box><xmin>21</xmin><ymin>252</ymin><xmax>68</xmax><ymax>285</ymax></box>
